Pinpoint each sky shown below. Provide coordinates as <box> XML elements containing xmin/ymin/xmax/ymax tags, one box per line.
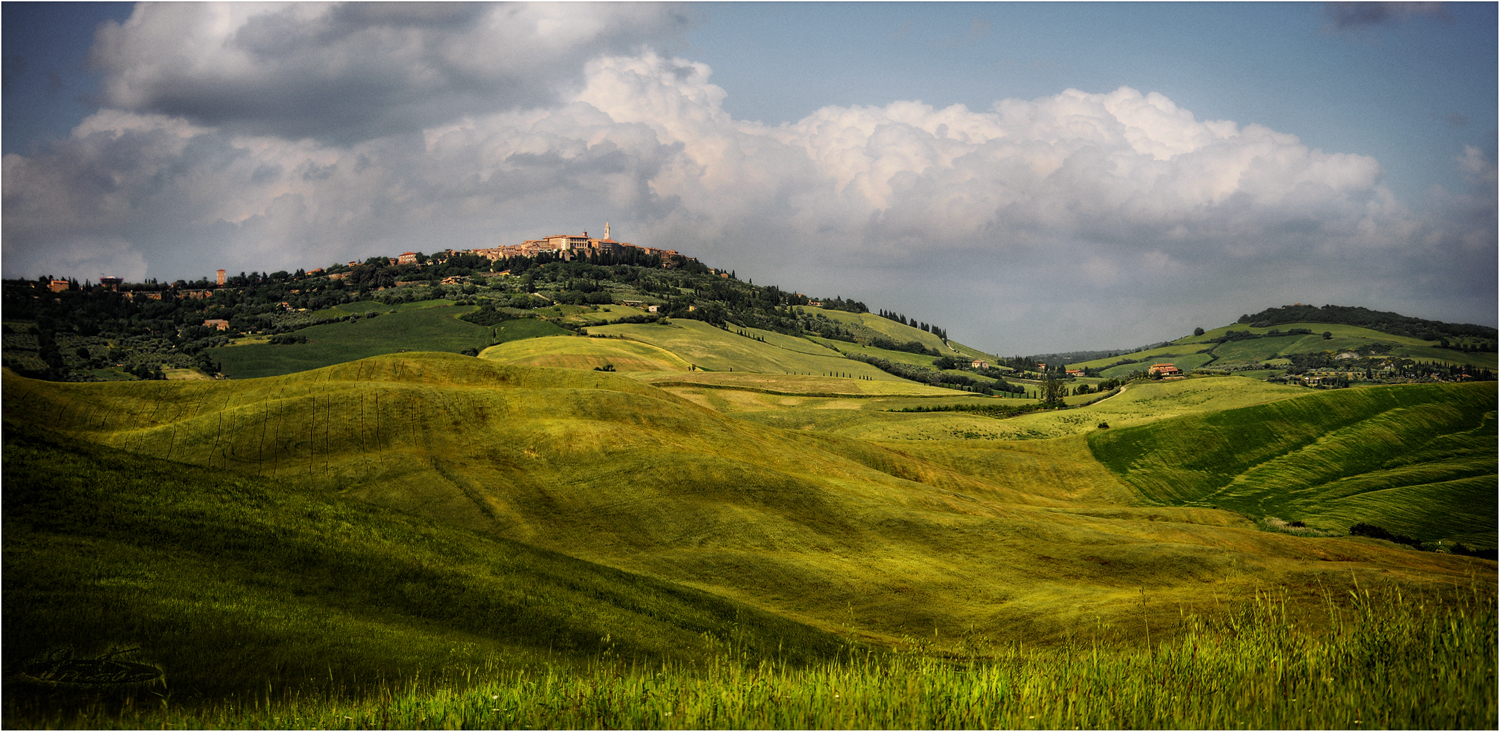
<box><xmin>2</xmin><ymin>2</ymin><xmax>1495</xmax><ymax>354</ymax></box>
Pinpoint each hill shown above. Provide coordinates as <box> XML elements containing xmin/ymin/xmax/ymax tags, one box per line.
<box><xmin>1069</xmin><ymin>312</ymin><xmax>1497</xmax><ymax>380</ymax></box>
<box><xmin>2</xmin><ymin>413</ymin><xmax>848</xmax><ymax>701</ymax></box>
<box><xmin>6</xmin><ymin>355</ymin><xmax>1491</xmax><ymax>659</ymax></box>
<box><xmin>1088</xmin><ymin>381</ymin><xmax>1497</xmax><ymax>547</ymax></box>
<box><xmin>1237</xmin><ymin>303</ymin><xmax>1498</xmax><ymax>341</ymax></box>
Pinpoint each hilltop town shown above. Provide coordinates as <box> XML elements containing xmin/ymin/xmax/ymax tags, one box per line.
<box><xmin>31</xmin><ymin>223</ymin><xmax>698</xmax><ymax>298</ymax></box>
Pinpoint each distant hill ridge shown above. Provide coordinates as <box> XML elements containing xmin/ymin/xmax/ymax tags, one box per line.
<box><xmin>1238</xmin><ymin>304</ymin><xmax>1497</xmax><ymax>341</ymax></box>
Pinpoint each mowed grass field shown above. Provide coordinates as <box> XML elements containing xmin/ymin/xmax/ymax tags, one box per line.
<box><xmin>214</xmin><ymin>301</ymin><xmax>567</xmax><ymax>379</ymax></box>
<box><xmin>6</xmin><ymin>356</ymin><xmax>1491</xmax><ymax>657</ymax></box>
<box><xmin>1090</xmin><ymin>381</ymin><xmax>1498</xmax><ymax>546</ymax></box>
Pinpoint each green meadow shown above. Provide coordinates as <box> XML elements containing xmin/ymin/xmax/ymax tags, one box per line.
<box><xmin>4</xmin><ymin>299</ymin><xmax>1496</xmax><ymax>728</ymax></box>
<box><xmin>1089</xmin><ymin>381</ymin><xmax>1498</xmax><ymax>546</ymax></box>
<box><xmin>1079</xmin><ymin>320</ymin><xmax>1499</xmax><ymax>374</ymax></box>
<box><xmin>214</xmin><ymin>301</ymin><xmax>568</xmax><ymax>379</ymax></box>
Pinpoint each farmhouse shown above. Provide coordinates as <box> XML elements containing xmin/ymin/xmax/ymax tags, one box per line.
<box><xmin>1149</xmin><ymin>363</ymin><xmax>1182</xmax><ymax>376</ymax></box>
<box><xmin>1066</xmin><ymin>368</ymin><xmax>1084</xmax><ymax>377</ymax></box>
<box><xmin>397</xmin><ymin>252</ymin><xmax>419</xmax><ymax>265</ymax></box>
<box><xmin>203</xmin><ymin>319</ymin><xmax>230</xmax><ymax>331</ymax></box>
<box><xmin>972</xmin><ymin>359</ymin><xmax>990</xmax><ymax>369</ymax></box>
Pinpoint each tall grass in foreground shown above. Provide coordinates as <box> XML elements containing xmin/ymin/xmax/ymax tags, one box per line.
<box><xmin>18</xmin><ymin>583</ymin><xmax>1494</xmax><ymax>730</ymax></box>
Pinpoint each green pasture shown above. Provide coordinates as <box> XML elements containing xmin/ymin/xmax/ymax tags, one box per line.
<box><xmin>738</xmin><ymin>377</ymin><xmax>1303</xmax><ymax>442</ymax></box>
<box><xmin>585</xmin><ymin>319</ymin><xmax>898</xmax><ymax>379</ymax></box>
<box><xmin>726</xmin><ymin>323</ymin><xmax>836</xmax><ymax>358</ymax></box>
<box><xmin>213</xmin><ymin>303</ymin><xmax>523</xmax><ymax>379</ymax></box>
<box><xmin>1071</xmin><ymin>344</ymin><xmax>1215</xmax><ymax>371</ymax></box>
<box><xmin>1089</xmin><ymin>382</ymin><xmax>1498</xmax><ymax>546</ymax></box>
<box><xmin>794</xmin><ymin>306</ymin><xmax>974</xmax><ymax>357</ymax></box>
<box><xmin>1387</xmin><ymin>343</ymin><xmax>1497</xmax><ymax>369</ymax></box>
<box><xmin>7</xmin><ymin>356</ymin><xmax>1486</xmax><ymax>659</ymax></box>
<box><xmin>1179</xmin><ymin>322</ymin><xmax>1434</xmax><ymax>347</ymax></box>
<box><xmin>6</xmin><ymin>353</ymin><xmax>1497</xmax><ymax>728</ymax></box>
<box><xmin>1088</xmin><ymin>321</ymin><xmax>1497</xmax><ymax>373</ymax></box>
<box><xmin>1210</xmin><ymin>334</ymin><xmax>1308</xmax><ymax>363</ymax></box>
<box><xmin>481</xmin><ymin>334</ymin><xmax>692</xmax><ymax>372</ymax></box>
<box><xmin>330</xmin><ymin>298</ymin><xmax>462</xmax><ymax>314</ymax></box>
<box><xmin>2</xmin><ymin>419</ymin><xmax>846</xmax><ymax>706</ymax></box>
<box><xmin>808</xmin><ymin>336</ymin><xmax>944</xmax><ymax>369</ymax></box>
<box><xmin>1095</xmin><ymin>352</ymin><xmax>1216</xmax><ymax>379</ymax></box>
<box><xmin>639</xmin><ymin>371</ymin><xmax>958</xmax><ymax>398</ymax></box>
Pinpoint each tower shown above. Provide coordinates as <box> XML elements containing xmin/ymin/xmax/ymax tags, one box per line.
<box><xmin>604</xmin><ymin>221</ymin><xmax>610</xmax><ymax>240</ymax></box>
<box><xmin>217</xmin><ymin>269</ymin><xmax>226</xmax><ymax>286</ymax></box>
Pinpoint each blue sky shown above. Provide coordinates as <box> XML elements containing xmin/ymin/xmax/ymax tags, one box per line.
<box><xmin>3</xmin><ymin>2</ymin><xmax>1495</xmax><ymax>353</ymax></box>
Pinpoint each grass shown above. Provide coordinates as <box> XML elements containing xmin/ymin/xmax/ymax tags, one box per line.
<box><xmin>1089</xmin><ymin>382</ymin><xmax>1497</xmax><ymax>546</ymax></box>
<box><xmin>480</xmin><ymin>333</ymin><xmax>693</xmax><ymax>372</ymax></box>
<box><xmin>6</xmin><ymin>352</ymin><xmax>1495</xmax><ymax>728</ymax></box>
<box><xmin>13</xmin><ymin>583</ymin><xmax>1494</xmax><ymax>729</ymax></box>
<box><xmin>6</xmin><ymin>356</ymin><xmax>1490</xmax><ymax>647</ymax></box>
<box><xmin>583</xmin><ymin>319</ymin><xmax>900</xmax><ymax>379</ymax></box>
<box><xmin>213</xmin><ymin>302</ymin><xmax>522</xmax><ymax>379</ymax></box>
<box><xmin>736</xmin><ymin>377</ymin><xmax>1302</xmax><ymax>442</ymax></box>
<box><xmin>794</xmin><ymin>307</ymin><xmax>973</xmax><ymax>358</ymax></box>
<box><xmin>1</xmin><ymin>418</ymin><xmax>848</xmax><ymax>708</ymax></box>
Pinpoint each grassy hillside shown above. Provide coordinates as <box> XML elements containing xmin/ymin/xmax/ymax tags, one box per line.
<box><xmin>6</xmin><ymin>356</ymin><xmax>1490</xmax><ymax>656</ymax></box>
<box><xmin>214</xmin><ymin>301</ymin><xmax>566</xmax><ymax>379</ymax></box>
<box><xmin>794</xmin><ymin>307</ymin><xmax>983</xmax><ymax>358</ymax></box>
<box><xmin>580</xmin><ymin>319</ymin><xmax>899</xmax><ymax>379</ymax></box>
<box><xmin>1088</xmin><ymin>382</ymin><xmax>1497</xmax><ymax>546</ymax></box>
<box><xmin>480</xmin><ymin>333</ymin><xmax>693</xmax><ymax>372</ymax></box>
<box><xmin>1076</xmin><ymin>321</ymin><xmax>1498</xmax><ymax>375</ymax></box>
<box><xmin>1</xmin><ymin>418</ymin><xmax>848</xmax><ymax>703</ymax></box>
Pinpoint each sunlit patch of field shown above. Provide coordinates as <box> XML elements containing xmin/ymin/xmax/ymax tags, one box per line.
<box><xmin>793</xmin><ymin>306</ymin><xmax>965</xmax><ymax>355</ymax></box>
<box><xmin>737</xmin><ymin>377</ymin><xmax>1304</xmax><ymax>441</ymax></box>
<box><xmin>480</xmin><ymin>334</ymin><xmax>692</xmax><ymax>372</ymax></box>
<box><xmin>584</xmin><ymin>319</ymin><xmax>899</xmax><ymax>379</ymax></box>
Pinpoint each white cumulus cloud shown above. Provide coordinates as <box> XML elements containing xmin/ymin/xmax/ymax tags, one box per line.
<box><xmin>4</xmin><ymin>28</ymin><xmax>1492</xmax><ymax>350</ymax></box>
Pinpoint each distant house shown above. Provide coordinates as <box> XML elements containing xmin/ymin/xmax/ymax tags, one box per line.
<box><xmin>621</xmin><ymin>300</ymin><xmax>643</xmax><ymax>307</ymax></box>
<box><xmin>204</xmin><ymin>319</ymin><xmax>230</xmax><ymax>331</ymax></box>
<box><xmin>48</xmin><ymin>279</ymin><xmax>70</xmax><ymax>293</ymax></box>
<box><xmin>971</xmin><ymin>359</ymin><xmax>990</xmax><ymax>369</ymax></box>
<box><xmin>648</xmin><ymin>305</ymin><xmax>660</xmax><ymax>313</ymax></box>
<box><xmin>1066</xmin><ymin>368</ymin><xmax>1084</xmax><ymax>377</ymax></box>
<box><xmin>397</xmin><ymin>252</ymin><xmax>419</xmax><ymax>266</ymax></box>
<box><xmin>1149</xmin><ymin>363</ymin><xmax>1182</xmax><ymax>376</ymax></box>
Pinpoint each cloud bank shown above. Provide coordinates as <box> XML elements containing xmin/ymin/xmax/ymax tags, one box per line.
<box><xmin>4</xmin><ymin>3</ymin><xmax>1492</xmax><ymax>352</ymax></box>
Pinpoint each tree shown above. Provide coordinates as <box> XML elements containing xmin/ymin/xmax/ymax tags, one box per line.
<box><xmin>1040</xmin><ymin>377</ymin><xmax>1066</xmax><ymax>407</ymax></box>
<box><xmin>1193</xmin><ymin>327</ymin><xmax>1205</xmax><ymax>336</ymax></box>
<box><xmin>1322</xmin><ymin>331</ymin><xmax>1333</xmax><ymax>340</ymax></box>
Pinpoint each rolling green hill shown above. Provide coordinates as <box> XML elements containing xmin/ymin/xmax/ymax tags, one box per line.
<box><xmin>574</xmin><ymin>319</ymin><xmax>901</xmax><ymax>379</ymax></box>
<box><xmin>2</xmin><ymin>415</ymin><xmax>847</xmax><ymax>700</ymax></box>
<box><xmin>1088</xmin><ymin>382</ymin><xmax>1497</xmax><ymax>546</ymax></box>
<box><xmin>1072</xmin><ymin>320</ymin><xmax>1497</xmax><ymax>376</ymax></box>
<box><xmin>213</xmin><ymin>301</ymin><xmax>568</xmax><ymax>379</ymax></box>
<box><xmin>6</xmin><ymin>355</ymin><xmax>1490</xmax><ymax>659</ymax></box>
